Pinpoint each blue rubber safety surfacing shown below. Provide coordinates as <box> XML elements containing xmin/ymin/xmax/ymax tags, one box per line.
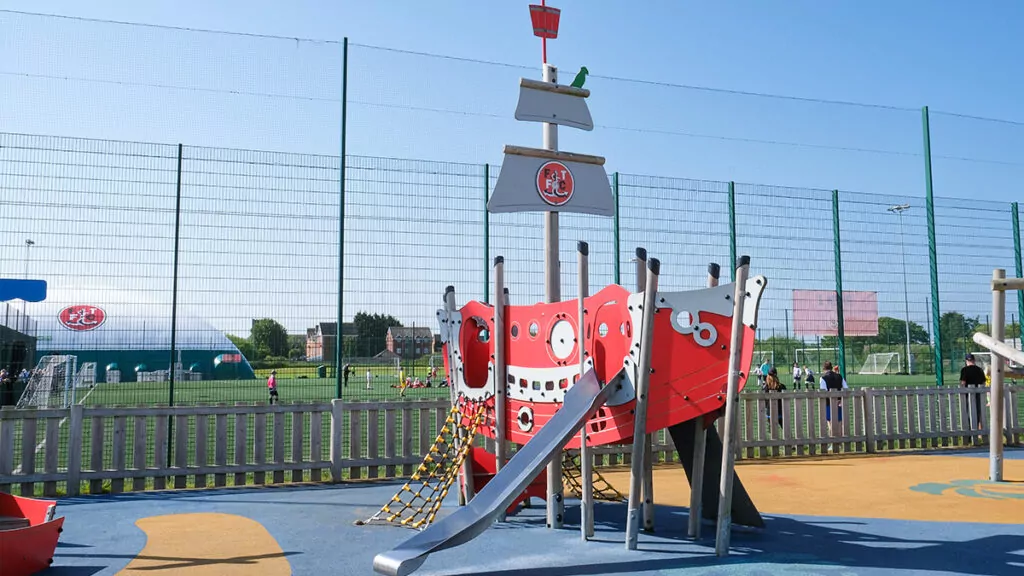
<box><xmin>46</xmin><ymin>478</ymin><xmax>1024</xmax><ymax>576</ymax></box>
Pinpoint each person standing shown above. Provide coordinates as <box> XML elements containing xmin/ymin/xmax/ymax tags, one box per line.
<box><xmin>758</xmin><ymin>359</ymin><xmax>771</xmax><ymax>388</ymax></box>
<box><xmin>343</xmin><ymin>363</ymin><xmax>352</xmax><ymax>387</ymax></box>
<box><xmin>267</xmin><ymin>370</ymin><xmax>279</xmax><ymax>404</ymax></box>
<box><xmin>960</xmin><ymin>353</ymin><xmax>986</xmax><ymax>430</ymax></box>
<box><xmin>366</xmin><ymin>368</ymin><xmax>374</xmax><ymax>390</ymax></box>
<box><xmin>791</xmin><ymin>362</ymin><xmax>802</xmax><ymax>390</ymax></box>
<box><xmin>763</xmin><ymin>367</ymin><xmax>785</xmax><ymax>428</ymax></box>
<box><xmin>819</xmin><ymin>362</ymin><xmax>847</xmax><ymax>451</ymax></box>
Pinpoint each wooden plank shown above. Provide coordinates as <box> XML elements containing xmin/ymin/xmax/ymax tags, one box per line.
<box><xmin>743</xmin><ymin>398</ymin><xmax>755</xmax><ymax>459</ymax></box>
<box><xmin>839</xmin><ymin>392</ymin><xmax>851</xmax><ymax>453</ymax></box>
<box><xmin>767</xmin><ymin>394</ymin><xmax>779</xmax><ymax>457</ymax></box>
<box><xmin>153</xmin><ymin>414</ymin><xmax>167</xmax><ymax>490</ymax></box>
<box><xmin>89</xmin><ymin>415</ymin><xmax>105</xmax><ymax>494</ymax></box>
<box><xmin>402</xmin><ymin>408</ymin><xmax>414</xmax><ymax>477</ymax></box>
<box><xmin>110</xmin><ymin>416</ymin><xmax>126</xmax><ymax>494</ymax></box>
<box><xmin>43</xmin><ymin>417</ymin><xmax>59</xmax><ymax>497</ymax></box>
<box><xmin>309</xmin><ymin>410</ymin><xmax>323</xmax><ymax>482</ymax></box>
<box><xmin>272</xmin><ymin>411</ymin><xmax>285</xmax><ymax>484</ymax></box>
<box><xmin>418</xmin><ymin>407</ymin><xmax>430</xmax><ymax>459</ymax></box>
<box><xmin>896</xmin><ymin>394</ymin><xmax>907</xmax><ymax>450</ymax></box>
<box><xmin>384</xmin><ymin>409</ymin><xmax>396</xmax><ymax>478</ymax></box>
<box><xmin>862</xmin><ymin>390</ymin><xmax>875</xmax><ymax>453</ymax></box>
<box><xmin>214</xmin><ymin>411</ymin><xmax>228</xmax><ymax>488</ymax></box>
<box><xmin>173</xmin><ymin>414</ymin><xmax>188</xmax><ymax>489</ymax></box>
<box><xmin>367</xmin><ymin>408</ymin><xmax>380</xmax><ymax>479</ymax></box>
<box><xmin>132</xmin><ymin>413</ymin><xmax>147</xmax><ymax>492</ymax></box>
<box><xmin>194</xmin><ymin>414</ymin><xmax>208</xmax><ymax>489</ymax></box>
<box><xmin>938</xmin><ymin>392</ymin><xmax>950</xmax><ymax>447</ymax></box>
<box><xmin>756</xmin><ymin>394</ymin><xmax>768</xmax><ymax>459</ymax></box>
<box><xmin>291</xmin><ymin>411</ymin><xmax>304</xmax><ymax>483</ymax></box>
<box><xmin>19</xmin><ymin>417</ymin><xmax>37</xmax><ymax>496</ymax></box>
<box><xmin>330</xmin><ymin>400</ymin><xmax>343</xmax><ymax>482</ymax></box>
<box><xmin>794</xmin><ymin>396</ymin><xmax>807</xmax><ymax>456</ymax></box>
<box><xmin>253</xmin><ymin>412</ymin><xmax>267</xmax><ymax>485</ymax></box>
<box><xmin>349</xmin><ymin>410</ymin><xmax>362</xmax><ymax>480</ymax></box>
<box><xmin>233</xmin><ymin>406</ymin><xmax>247</xmax><ymax>487</ymax></box>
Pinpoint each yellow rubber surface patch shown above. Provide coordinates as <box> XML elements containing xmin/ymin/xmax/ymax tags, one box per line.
<box><xmin>601</xmin><ymin>454</ymin><xmax>1024</xmax><ymax>524</ymax></box>
<box><xmin>116</xmin><ymin>512</ymin><xmax>291</xmax><ymax>575</ymax></box>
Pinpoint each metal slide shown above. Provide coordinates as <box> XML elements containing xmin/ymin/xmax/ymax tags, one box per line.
<box><xmin>668</xmin><ymin>420</ymin><xmax>764</xmax><ymax>528</ymax></box>
<box><xmin>373</xmin><ymin>369</ymin><xmax>624</xmax><ymax>576</ymax></box>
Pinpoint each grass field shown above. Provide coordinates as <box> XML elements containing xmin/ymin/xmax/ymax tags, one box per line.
<box><xmin>82</xmin><ymin>363</ymin><xmax>448</xmax><ymax>407</ymax></box>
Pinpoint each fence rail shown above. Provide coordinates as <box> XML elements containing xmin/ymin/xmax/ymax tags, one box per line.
<box><xmin>1</xmin><ymin>385</ymin><xmax>1020</xmax><ymax>498</ymax></box>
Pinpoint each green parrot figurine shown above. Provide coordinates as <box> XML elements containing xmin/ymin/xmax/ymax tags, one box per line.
<box><xmin>570</xmin><ymin>66</ymin><xmax>589</xmax><ymax>89</ymax></box>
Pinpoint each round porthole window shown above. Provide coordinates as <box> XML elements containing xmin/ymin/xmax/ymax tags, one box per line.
<box><xmin>517</xmin><ymin>406</ymin><xmax>534</xmax><ymax>432</ymax></box>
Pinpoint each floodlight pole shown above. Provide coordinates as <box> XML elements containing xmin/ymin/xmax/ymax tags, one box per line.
<box><xmin>22</xmin><ymin>239</ymin><xmax>34</xmax><ymax>325</ymax></box>
<box><xmin>889</xmin><ymin>204</ymin><xmax>913</xmax><ymax>375</ymax></box>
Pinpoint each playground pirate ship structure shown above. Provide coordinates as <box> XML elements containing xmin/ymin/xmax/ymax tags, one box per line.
<box><xmin>367</xmin><ymin>4</ymin><xmax>769</xmax><ymax>575</ymax></box>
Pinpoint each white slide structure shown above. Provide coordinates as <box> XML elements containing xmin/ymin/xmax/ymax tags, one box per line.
<box><xmin>372</xmin><ymin>368</ymin><xmax>624</xmax><ymax>576</ymax></box>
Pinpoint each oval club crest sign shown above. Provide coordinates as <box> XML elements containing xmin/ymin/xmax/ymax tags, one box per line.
<box><xmin>58</xmin><ymin>305</ymin><xmax>106</xmax><ymax>331</ymax></box>
<box><xmin>536</xmin><ymin>160</ymin><xmax>574</xmax><ymax>206</ymax></box>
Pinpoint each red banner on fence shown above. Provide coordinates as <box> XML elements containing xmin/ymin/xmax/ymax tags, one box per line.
<box><xmin>792</xmin><ymin>290</ymin><xmax>879</xmax><ymax>336</ymax></box>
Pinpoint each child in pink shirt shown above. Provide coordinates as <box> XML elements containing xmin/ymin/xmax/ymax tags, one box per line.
<box><xmin>267</xmin><ymin>370</ymin><xmax>279</xmax><ymax>404</ymax></box>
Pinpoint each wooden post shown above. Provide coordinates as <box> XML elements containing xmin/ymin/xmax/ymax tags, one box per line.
<box><xmin>634</xmin><ymin>248</ymin><xmax>657</xmax><ymax>534</ymax></box>
<box><xmin>688</xmin><ymin>262</ymin><xmax>720</xmax><ymax>538</ymax></box>
<box><xmin>330</xmin><ymin>399</ymin><xmax>344</xmax><ymax>482</ymax></box>
<box><xmin>625</xmin><ymin>256</ymin><xmax>660</xmax><ymax>550</ymax></box>
<box><xmin>990</xmin><ymin>269</ymin><xmax>1006</xmax><ymax>481</ymax></box>
<box><xmin>715</xmin><ymin>255</ymin><xmax>751</xmax><ymax>557</ymax></box>
<box><xmin>577</xmin><ymin>241</ymin><xmax>593</xmax><ymax>540</ymax></box>
<box><xmin>66</xmin><ymin>404</ymin><xmax>84</xmax><ymax>496</ymax></box>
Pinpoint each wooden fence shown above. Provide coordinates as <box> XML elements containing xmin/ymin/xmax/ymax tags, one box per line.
<box><xmin>0</xmin><ymin>386</ymin><xmax>1021</xmax><ymax>498</ymax></box>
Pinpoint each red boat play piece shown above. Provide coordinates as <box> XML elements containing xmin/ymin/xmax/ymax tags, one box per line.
<box><xmin>0</xmin><ymin>492</ymin><xmax>64</xmax><ymax>576</ymax></box>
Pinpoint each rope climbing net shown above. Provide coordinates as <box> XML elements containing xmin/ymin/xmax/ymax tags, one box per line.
<box><xmin>561</xmin><ymin>449</ymin><xmax>627</xmax><ymax>502</ymax></box>
<box><xmin>355</xmin><ymin>401</ymin><xmax>486</xmax><ymax>530</ymax></box>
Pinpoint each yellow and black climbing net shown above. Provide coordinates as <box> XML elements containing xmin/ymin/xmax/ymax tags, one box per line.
<box><xmin>561</xmin><ymin>449</ymin><xmax>627</xmax><ymax>502</ymax></box>
<box><xmin>356</xmin><ymin>402</ymin><xmax>486</xmax><ymax>530</ymax></box>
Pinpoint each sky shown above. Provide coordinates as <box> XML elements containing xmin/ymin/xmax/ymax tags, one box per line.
<box><xmin>0</xmin><ymin>1</ymin><xmax>1022</xmax><ymax>359</ymax></box>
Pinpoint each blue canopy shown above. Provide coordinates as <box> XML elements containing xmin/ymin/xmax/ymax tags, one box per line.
<box><xmin>0</xmin><ymin>279</ymin><xmax>47</xmax><ymax>303</ymax></box>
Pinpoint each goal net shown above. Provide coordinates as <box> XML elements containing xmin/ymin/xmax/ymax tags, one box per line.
<box><xmin>858</xmin><ymin>352</ymin><xmax>901</xmax><ymax>375</ymax></box>
<box><xmin>16</xmin><ymin>355</ymin><xmax>77</xmax><ymax>409</ymax></box>
<box><xmin>752</xmin><ymin>351</ymin><xmax>774</xmax><ymax>367</ymax></box>
<box><xmin>795</xmin><ymin>348</ymin><xmax>838</xmax><ymax>368</ymax></box>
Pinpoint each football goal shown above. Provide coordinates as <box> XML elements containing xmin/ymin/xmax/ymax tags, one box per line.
<box><xmin>16</xmin><ymin>355</ymin><xmax>77</xmax><ymax>409</ymax></box>
<box><xmin>795</xmin><ymin>348</ymin><xmax>838</xmax><ymax>368</ymax></box>
<box><xmin>858</xmin><ymin>352</ymin><xmax>901</xmax><ymax>375</ymax></box>
<box><xmin>752</xmin><ymin>351</ymin><xmax>775</xmax><ymax>368</ymax></box>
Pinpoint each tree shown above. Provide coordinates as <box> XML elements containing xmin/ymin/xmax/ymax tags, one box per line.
<box><xmin>938</xmin><ymin>311</ymin><xmax>980</xmax><ymax>365</ymax></box>
<box><xmin>353</xmin><ymin>311</ymin><xmax>403</xmax><ymax>356</ymax></box>
<box><xmin>250</xmin><ymin>319</ymin><xmax>289</xmax><ymax>360</ymax></box>
<box><xmin>874</xmin><ymin>317</ymin><xmax>929</xmax><ymax>345</ymax></box>
<box><xmin>287</xmin><ymin>334</ymin><xmax>305</xmax><ymax>359</ymax></box>
<box><xmin>227</xmin><ymin>334</ymin><xmax>254</xmax><ymax>361</ymax></box>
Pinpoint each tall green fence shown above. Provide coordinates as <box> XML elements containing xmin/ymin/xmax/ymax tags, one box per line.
<box><xmin>1</xmin><ymin>11</ymin><xmax>1023</xmax><ymax>408</ymax></box>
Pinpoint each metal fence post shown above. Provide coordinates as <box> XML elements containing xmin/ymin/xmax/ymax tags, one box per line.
<box><xmin>166</xmin><ymin>143</ymin><xmax>183</xmax><ymax>467</ymax></box>
<box><xmin>728</xmin><ymin>182</ymin><xmax>737</xmax><ymax>282</ymax></box>
<box><xmin>613</xmin><ymin>172</ymin><xmax>620</xmax><ymax>285</ymax></box>
<box><xmin>922</xmin><ymin>106</ymin><xmax>944</xmax><ymax>386</ymax></box>
<box><xmin>1012</xmin><ymin>202</ymin><xmax>1023</xmax><ymax>326</ymax></box>
<box><xmin>336</xmin><ymin>37</ymin><xmax>349</xmax><ymax>399</ymax></box>
<box><xmin>832</xmin><ymin>190</ymin><xmax>847</xmax><ymax>378</ymax></box>
<box><xmin>484</xmin><ymin>163</ymin><xmax>491</xmax><ymax>303</ymax></box>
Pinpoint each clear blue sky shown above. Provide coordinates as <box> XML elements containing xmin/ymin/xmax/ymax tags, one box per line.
<box><xmin>1</xmin><ymin>1</ymin><xmax>1021</xmax><ymax>356</ymax></box>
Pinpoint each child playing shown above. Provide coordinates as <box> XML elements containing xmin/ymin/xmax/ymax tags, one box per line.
<box><xmin>267</xmin><ymin>370</ymin><xmax>278</xmax><ymax>404</ymax></box>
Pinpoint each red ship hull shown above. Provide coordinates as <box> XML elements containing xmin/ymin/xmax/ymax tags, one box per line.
<box><xmin>0</xmin><ymin>493</ymin><xmax>64</xmax><ymax>576</ymax></box>
<box><xmin>441</xmin><ymin>277</ymin><xmax>765</xmax><ymax>448</ymax></box>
